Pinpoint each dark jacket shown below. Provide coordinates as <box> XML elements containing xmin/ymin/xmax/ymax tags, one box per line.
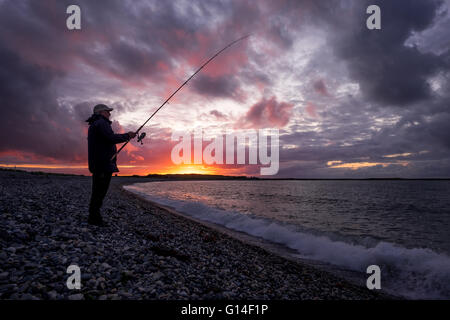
<box><xmin>86</xmin><ymin>114</ymin><xmax>130</xmax><ymax>173</ymax></box>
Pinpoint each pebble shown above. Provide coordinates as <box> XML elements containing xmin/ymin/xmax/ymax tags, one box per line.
<box><xmin>0</xmin><ymin>170</ymin><xmax>392</xmax><ymax>301</ymax></box>
<box><xmin>0</xmin><ymin>272</ymin><xmax>9</xmax><ymax>280</ymax></box>
<box><xmin>6</xmin><ymin>247</ymin><xmax>16</xmax><ymax>254</ymax></box>
<box><xmin>47</xmin><ymin>290</ymin><xmax>59</xmax><ymax>299</ymax></box>
<box><xmin>151</xmin><ymin>271</ymin><xmax>164</xmax><ymax>281</ymax></box>
<box><xmin>68</xmin><ymin>293</ymin><xmax>84</xmax><ymax>300</ymax></box>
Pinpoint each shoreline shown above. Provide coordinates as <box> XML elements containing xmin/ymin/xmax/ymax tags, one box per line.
<box><xmin>121</xmin><ymin>184</ymin><xmax>375</xmax><ymax>292</ymax></box>
<box><xmin>0</xmin><ymin>170</ymin><xmax>394</xmax><ymax>300</ymax></box>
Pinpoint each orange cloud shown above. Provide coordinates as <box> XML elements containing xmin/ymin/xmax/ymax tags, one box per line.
<box><xmin>328</xmin><ymin>161</ymin><xmax>409</xmax><ymax>170</ymax></box>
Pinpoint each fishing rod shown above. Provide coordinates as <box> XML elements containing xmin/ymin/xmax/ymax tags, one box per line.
<box><xmin>112</xmin><ymin>34</ymin><xmax>251</xmax><ymax>161</ymax></box>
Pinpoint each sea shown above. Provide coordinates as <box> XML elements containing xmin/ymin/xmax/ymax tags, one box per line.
<box><xmin>124</xmin><ymin>180</ymin><xmax>450</xmax><ymax>299</ymax></box>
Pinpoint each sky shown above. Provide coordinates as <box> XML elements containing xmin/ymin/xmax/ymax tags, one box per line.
<box><xmin>1</xmin><ymin>0</ymin><xmax>450</xmax><ymax>178</ymax></box>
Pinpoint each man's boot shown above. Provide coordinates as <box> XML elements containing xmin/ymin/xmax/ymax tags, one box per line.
<box><xmin>88</xmin><ymin>211</ymin><xmax>105</xmax><ymax>227</ymax></box>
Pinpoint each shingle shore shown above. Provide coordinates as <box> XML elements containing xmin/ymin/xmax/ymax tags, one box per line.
<box><xmin>0</xmin><ymin>170</ymin><xmax>392</xmax><ymax>300</ymax></box>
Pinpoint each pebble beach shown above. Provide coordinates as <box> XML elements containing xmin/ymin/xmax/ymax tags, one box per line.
<box><xmin>0</xmin><ymin>169</ymin><xmax>392</xmax><ymax>300</ymax></box>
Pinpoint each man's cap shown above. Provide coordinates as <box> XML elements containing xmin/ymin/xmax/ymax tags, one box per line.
<box><xmin>93</xmin><ymin>104</ymin><xmax>113</xmax><ymax>114</ymax></box>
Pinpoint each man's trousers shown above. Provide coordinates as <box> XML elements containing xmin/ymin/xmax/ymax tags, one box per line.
<box><xmin>88</xmin><ymin>171</ymin><xmax>112</xmax><ymax>222</ymax></box>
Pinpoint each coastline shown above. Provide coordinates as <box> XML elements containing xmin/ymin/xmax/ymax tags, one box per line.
<box><xmin>122</xmin><ymin>184</ymin><xmax>376</xmax><ymax>292</ymax></box>
<box><xmin>0</xmin><ymin>170</ymin><xmax>395</xmax><ymax>300</ymax></box>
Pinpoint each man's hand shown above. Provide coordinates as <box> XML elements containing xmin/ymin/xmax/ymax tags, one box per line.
<box><xmin>127</xmin><ymin>131</ymin><xmax>137</xmax><ymax>139</ymax></box>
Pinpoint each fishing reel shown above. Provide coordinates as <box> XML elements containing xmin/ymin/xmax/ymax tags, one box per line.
<box><xmin>137</xmin><ymin>132</ymin><xmax>146</xmax><ymax>145</ymax></box>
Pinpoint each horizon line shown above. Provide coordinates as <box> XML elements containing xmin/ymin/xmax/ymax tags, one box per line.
<box><xmin>1</xmin><ymin>167</ymin><xmax>450</xmax><ymax>180</ymax></box>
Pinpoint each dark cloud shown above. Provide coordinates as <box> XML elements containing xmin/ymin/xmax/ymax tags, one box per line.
<box><xmin>0</xmin><ymin>1</ymin><xmax>221</xmax><ymax>83</ymax></box>
<box><xmin>313</xmin><ymin>79</ymin><xmax>329</xmax><ymax>96</ymax></box>
<box><xmin>331</xmin><ymin>0</ymin><xmax>446</xmax><ymax>106</ymax></box>
<box><xmin>0</xmin><ymin>45</ymin><xmax>134</xmax><ymax>164</ymax></box>
<box><xmin>105</xmin><ymin>40</ymin><xmax>164</xmax><ymax>79</ymax></box>
<box><xmin>270</xmin><ymin>0</ymin><xmax>450</xmax><ymax>178</ymax></box>
<box><xmin>192</xmin><ymin>74</ymin><xmax>241</xmax><ymax>99</ymax></box>
<box><xmin>209</xmin><ymin>110</ymin><xmax>227</xmax><ymax>120</ymax></box>
<box><xmin>0</xmin><ymin>45</ymin><xmax>86</xmax><ymax>161</ymax></box>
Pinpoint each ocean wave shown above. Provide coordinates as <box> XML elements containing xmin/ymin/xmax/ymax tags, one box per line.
<box><xmin>124</xmin><ymin>185</ymin><xmax>450</xmax><ymax>299</ymax></box>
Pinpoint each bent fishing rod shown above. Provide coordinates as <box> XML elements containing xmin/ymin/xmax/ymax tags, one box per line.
<box><xmin>112</xmin><ymin>34</ymin><xmax>251</xmax><ymax>161</ymax></box>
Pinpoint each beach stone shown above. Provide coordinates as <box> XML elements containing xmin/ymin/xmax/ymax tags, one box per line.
<box><xmin>81</xmin><ymin>273</ymin><xmax>92</xmax><ymax>281</ymax></box>
<box><xmin>151</xmin><ymin>271</ymin><xmax>164</xmax><ymax>281</ymax></box>
<box><xmin>68</xmin><ymin>293</ymin><xmax>84</xmax><ymax>300</ymax></box>
<box><xmin>47</xmin><ymin>290</ymin><xmax>59</xmax><ymax>299</ymax></box>
<box><xmin>0</xmin><ymin>272</ymin><xmax>9</xmax><ymax>280</ymax></box>
<box><xmin>20</xmin><ymin>293</ymin><xmax>36</xmax><ymax>300</ymax></box>
<box><xmin>6</xmin><ymin>247</ymin><xmax>16</xmax><ymax>254</ymax></box>
<box><xmin>118</xmin><ymin>291</ymin><xmax>132</xmax><ymax>298</ymax></box>
<box><xmin>101</xmin><ymin>262</ymin><xmax>111</xmax><ymax>269</ymax></box>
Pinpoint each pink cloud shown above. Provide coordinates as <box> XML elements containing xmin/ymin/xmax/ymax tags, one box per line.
<box><xmin>305</xmin><ymin>102</ymin><xmax>318</xmax><ymax>118</ymax></box>
<box><xmin>237</xmin><ymin>96</ymin><xmax>293</xmax><ymax>128</ymax></box>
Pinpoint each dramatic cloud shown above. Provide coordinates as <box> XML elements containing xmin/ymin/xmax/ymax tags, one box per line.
<box><xmin>330</xmin><ymin>0</ymin><xmax>447</xmax><ymax>107</ymax></box>
<box><xmin>192</xmin><ymin>74</ymin><xmax>242</xmax><ymax>99</ymax></box>
<box><xmin>0</xmin><ymin>0</ymin><xmax>450</xmax><ymax>177</ymax></box>
<box><xmin>0</xmin><ymin>45</ymin><xmax>85</xmax><ymax>161</ymax></box>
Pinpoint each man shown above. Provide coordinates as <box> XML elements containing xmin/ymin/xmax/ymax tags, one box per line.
<box><xmin>86</xmin><ymin>104</ymin><xmax>136</xmax><ymax>226</ymax></box>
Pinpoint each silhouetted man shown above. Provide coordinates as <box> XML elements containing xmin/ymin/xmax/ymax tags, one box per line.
<box><xmin>86</xmin><ymin>104</ymin><xmax>136</xmax><ymax>226</ymax></box>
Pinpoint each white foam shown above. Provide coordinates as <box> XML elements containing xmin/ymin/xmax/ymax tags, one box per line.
<box><xmin>124</xmin><ymin>184</ymin><xmax>450</xmax><ymax>299</ymax></box>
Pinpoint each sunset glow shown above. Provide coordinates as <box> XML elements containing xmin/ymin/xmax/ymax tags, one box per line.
<box><xmin>328</xmin><ymin>161</ymin><xmax>409</xmax><ymax>170</ymax></box>
<box><xmin>163</xmin><ymin>165</ymin><xmax>221</xmax><ymax>175</ymax></box>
